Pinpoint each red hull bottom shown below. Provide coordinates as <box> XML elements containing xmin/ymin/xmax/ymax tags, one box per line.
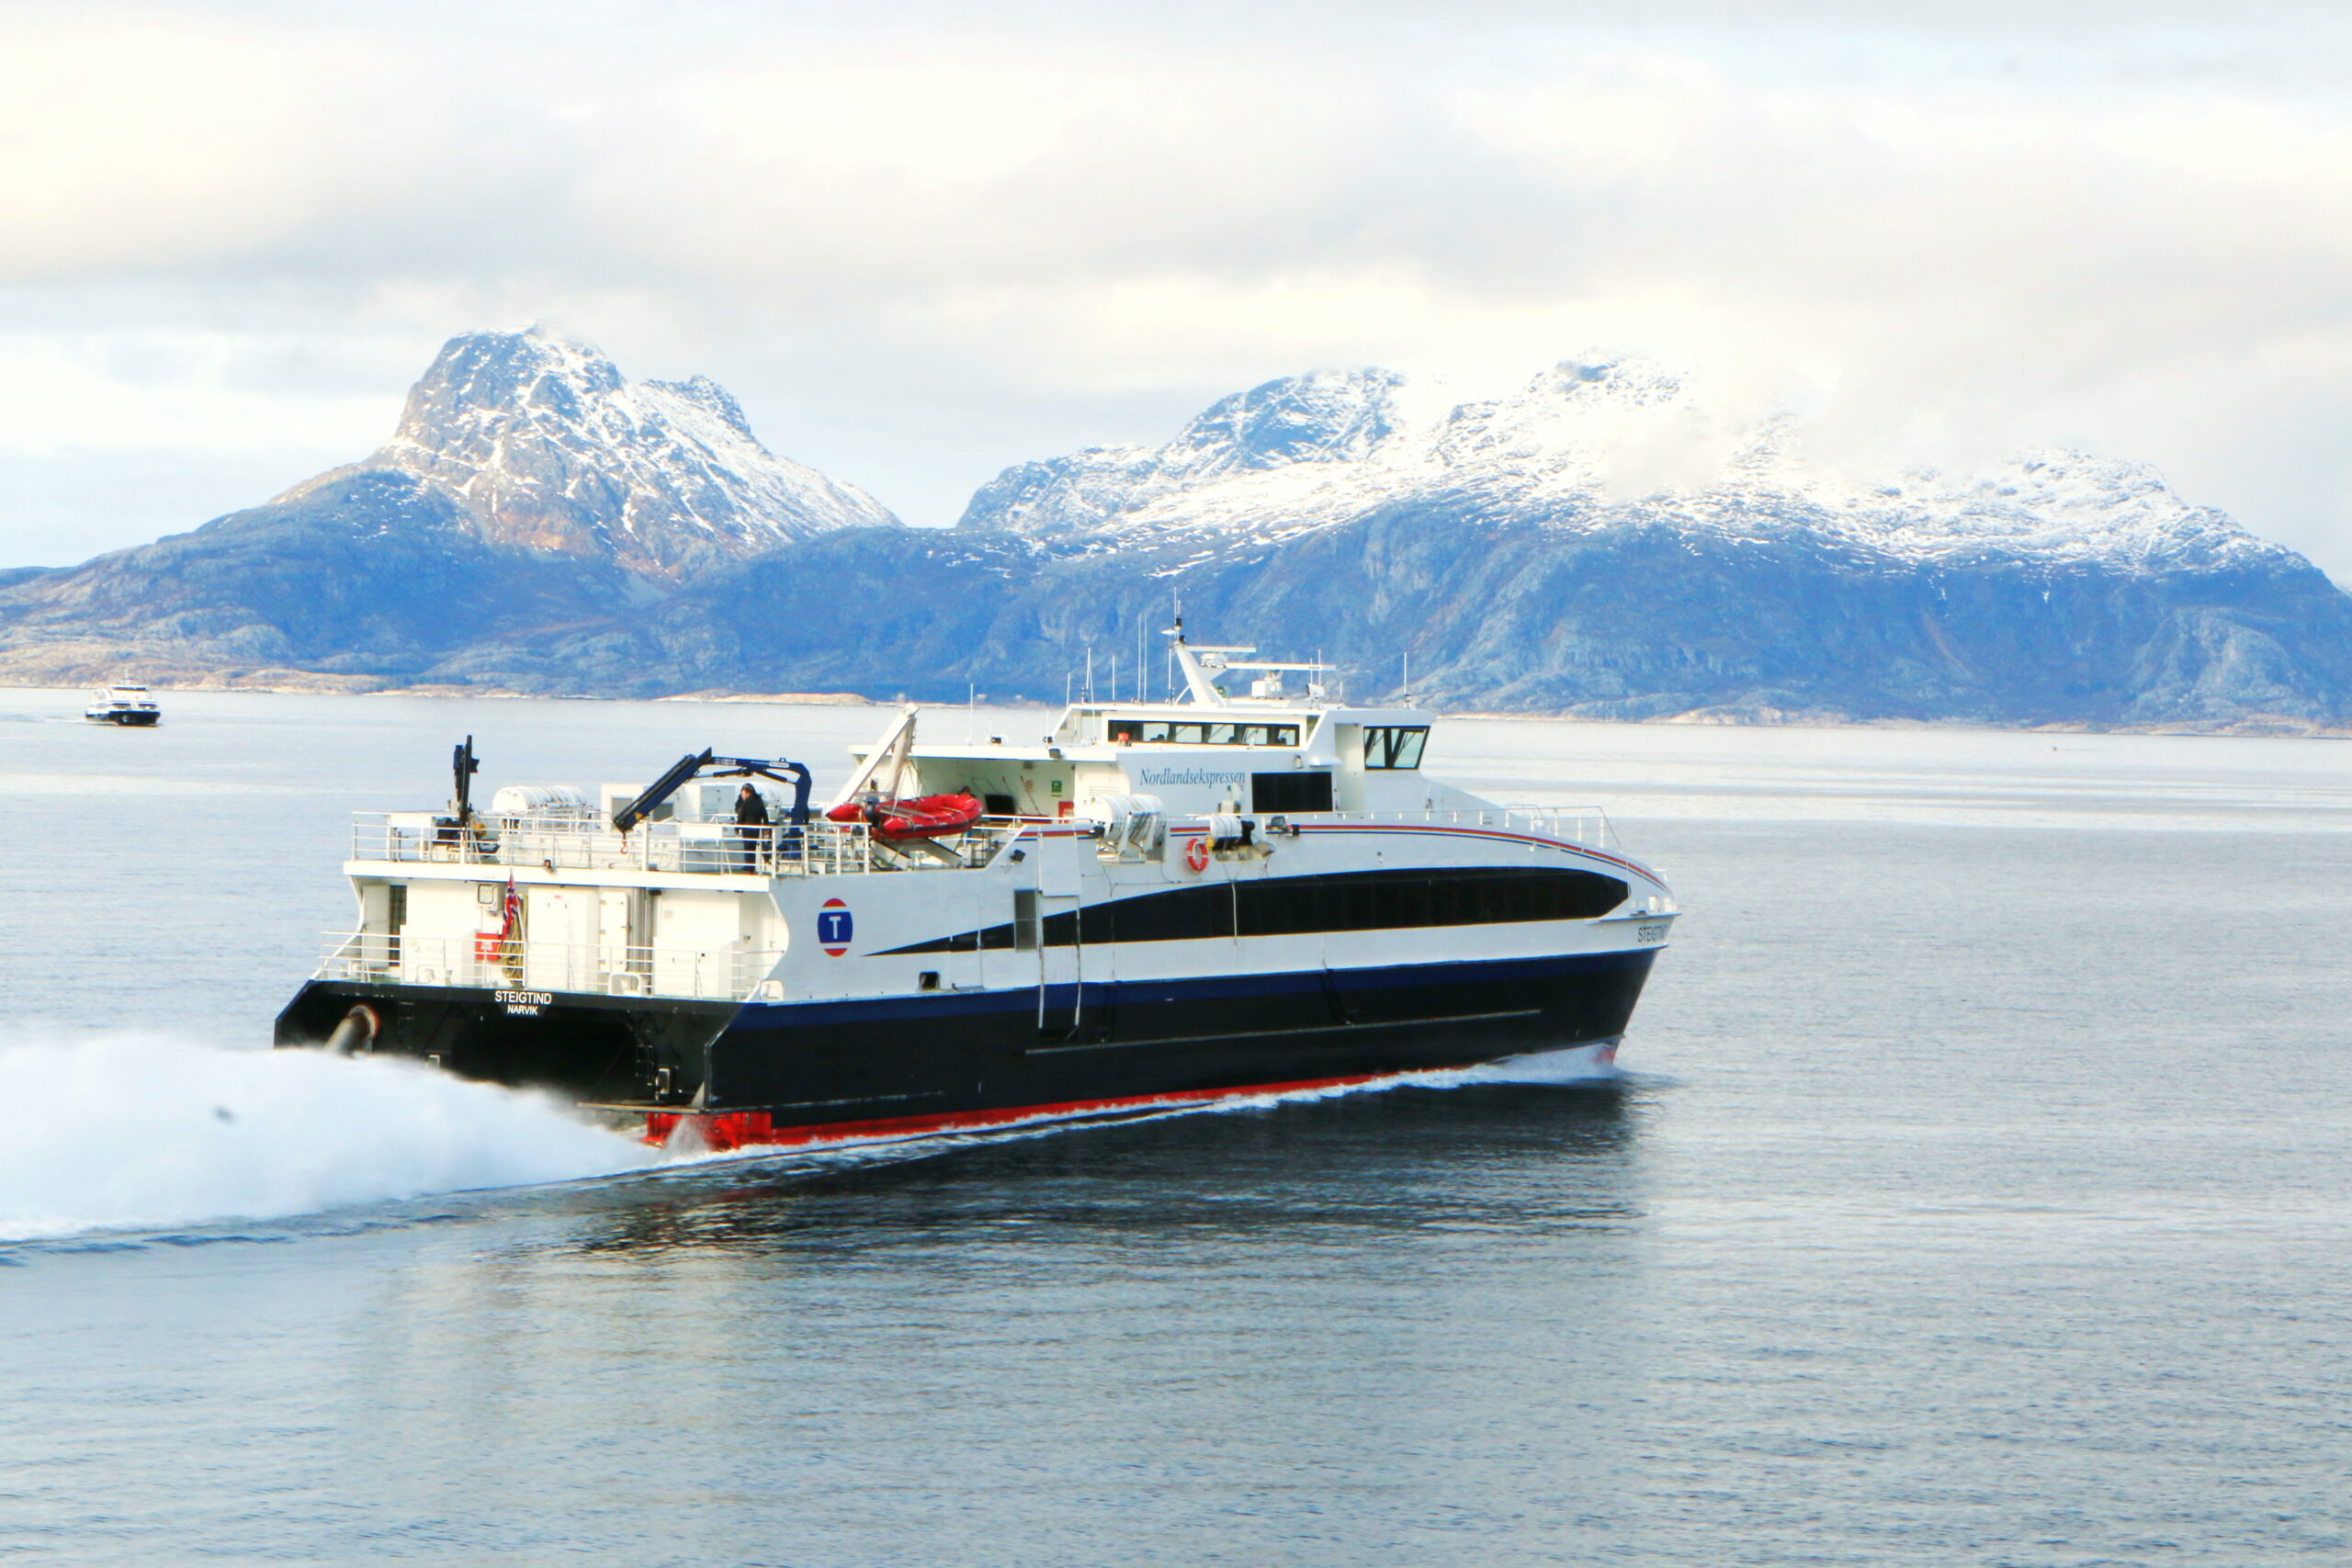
<box><xmin>645</xmin><ymin>1070</ymin><xmax>1392</xmax><ymax>1154</ymax></box>
<box><xmin>641</xmin><ymin>1041</ymin><xmax>1618</xmax><ymax>1155</ymax></box>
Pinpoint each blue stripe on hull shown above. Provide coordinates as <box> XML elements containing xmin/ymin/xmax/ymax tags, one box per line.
<box><xmin>705</xmin><ymin>947</ymin><xmax>1659</xmax><ymax>1121</ymax></box>
<box><xmin>729</xmin><ymin>948</ymin><xmax>1650</xmax><ymax>1029</ymax></box>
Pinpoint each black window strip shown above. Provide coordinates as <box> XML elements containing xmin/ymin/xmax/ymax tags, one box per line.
<box><xmin>876</xmin><ymin>866</ymin><xmax>1628</xmax><ymax>954</ymax></box>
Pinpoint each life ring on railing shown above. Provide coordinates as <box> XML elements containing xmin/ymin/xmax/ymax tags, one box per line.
<box><xmin>1184</xmin><ymin>836</ymin><xmax>1210</xmax><ymax>874</ymax></box>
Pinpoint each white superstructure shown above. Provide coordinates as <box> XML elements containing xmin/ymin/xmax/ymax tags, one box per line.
<box><xmin>284</xmin><ymin>628</ymin><xmax>1680</xmax><ymax>1148</ymax></box>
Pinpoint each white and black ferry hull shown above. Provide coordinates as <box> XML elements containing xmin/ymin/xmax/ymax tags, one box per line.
<box><xmin>276</xmin><ymin>944</ymin><xmax>1657</xmax><ymax>1150</ymax></box>
<box><xmin>280</xmin><ymin>813</ymin><xmax>1677</xmax><ymax>1149</ymax></box>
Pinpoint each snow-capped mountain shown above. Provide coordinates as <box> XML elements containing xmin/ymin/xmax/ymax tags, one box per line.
<box><xmin>963</xmin><ymin>357</ymin><xmax>2283</xmax><ymax>576</ymax></box>
<box><xmin>289</xmin><ymin>326</ymin><xmax>896</xmax><ymax>578</ymax></box>
<box><xmin>4</xmin><ymin>339</ymin><xmax>2349</xmax><ymax>728</ymax></box>
<box><xmin>0</xmin><ymin>328</ymin><xmax>905</xmax><ymax>691</ymax></box>
<box><xmin>936</xmin><ymin>357</ymin><xmax>2352</xmax><ymax>727</ymax></box>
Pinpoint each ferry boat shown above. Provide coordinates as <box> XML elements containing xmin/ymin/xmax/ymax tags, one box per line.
<box><xmin>85</xmin><ymin>684</ymin><xmax>162</xmax><ymax>727</ymax></box>
<box><xmin>275</xmin><ymin>632</ymin><xmax>1680</xmax><ymax>1150</ymax></box>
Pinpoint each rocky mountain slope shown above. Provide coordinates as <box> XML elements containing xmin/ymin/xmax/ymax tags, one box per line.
<box><xmin>963</xmin><ymin>358</ymin><xmax>2287</xmax><ymax>576</ymax></box>
<box><xmin>944</xmin><ymin>361</ymin><xmax>2352</xmax><ymax>727</ymax></box>
<box><xmin>3</xmin><ymin>342</ymin><xmax>2348</xmax><ymax>728</ymax></box>
<box><xmin>0</xmin><ymin>330</ymin><xmax>897</xmax><ymax>688</ymax></box>
<box><xmin>356</xmin><ymin>327</ymin><xmax>894</xmax><ymax>577</ymax></box>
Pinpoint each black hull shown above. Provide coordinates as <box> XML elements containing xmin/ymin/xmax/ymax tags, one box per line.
<box><xmin>87</xmin><ymin>712</ymin><xmax>160</xmax><ymax>727</ymax></box>
<box><xmin>277</xmin><ymin>949</ymin><xmax>1657</xmax><ymax>1142</ymax></box>
<box><xmin>275</xmin><ymin>982</ymin><xmax>736</xmax><ymax>1105</ymax></box>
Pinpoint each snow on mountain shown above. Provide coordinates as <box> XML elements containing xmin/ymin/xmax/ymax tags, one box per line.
<box><xmin>287</xmin><ymin>326</ymin><xmax>898</xmax><ymax>578</ymax></box>
<box><xmin>966</xmin><ymin>368</ymin><xmax>1425</xmax><ymax>544</ymax></box>
<box><xmin>6</xmin><ymin>334</ymin><xmax>2346</xmax><ymax>726</ymax></box>
<box><xmin>962</xmin><ymin>357</ymin><xmax>2285</xmax><ymax>576</ymax></box>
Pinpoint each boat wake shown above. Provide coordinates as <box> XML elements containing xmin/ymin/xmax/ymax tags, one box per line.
<box><xmin>0</xmin><ymin>1031</ymin><xmax>1630</xmax><ymax>1246</ymax></box>
<box><xmin>1421</xmin><ymin>1041</ymin><xmax>1628</xmax><ymax>1088</ymax></box>
<box><xmin>0</xmin><ymin>1029</ymin><xmax>658</xmax><ymax>1244</ymax></box>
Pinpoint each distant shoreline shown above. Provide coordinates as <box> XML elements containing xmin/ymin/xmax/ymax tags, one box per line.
<box><xmin>5</xmin><ymin>678</ymin><xmax>2346</xmax><ymax>739</ymax></box>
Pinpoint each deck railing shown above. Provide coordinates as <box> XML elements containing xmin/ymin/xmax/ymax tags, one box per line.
<box><xmin>350</xmin><ymin>814</ymin><xmax>1023</xmax><ymax>876</ymax></box>
<box><xmin>1308</xmin><ymin>806</ymin><xmax>1616</xmax><ymax>851</ymax></box>
<box><xmin>314</xmin><ymin>931</ymin><xmax>782</xmax><ymax>1002</ymax></box>
<box><xmin>347</xmin><ymin>803</ymin><xmax>1613</xmax><ymax>878</ymax></box>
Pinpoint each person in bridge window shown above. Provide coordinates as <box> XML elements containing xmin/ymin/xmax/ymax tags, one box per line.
<box><xmin>734</xmin><ymin>784</ymin><xmax>770</xmax><ymax>872</ymax></box>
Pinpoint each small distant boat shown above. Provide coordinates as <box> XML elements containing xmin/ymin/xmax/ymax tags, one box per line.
<box><xmin>85</xmin><ymin>684</ymin><xmax>162</xmax><ymax>727</ymax></box>
<box><xmin>825</xmin><ymin>792</ymin><xmax>984</xmax><ymax>840</ymax></box>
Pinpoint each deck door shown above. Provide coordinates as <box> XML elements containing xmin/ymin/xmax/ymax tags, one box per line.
<box><xmin>597</xmin><ymin>889</ymin><xmax>643</xmax><ymax>994</ymax></box>
<box><xmin>1035</xmin><ymin>840</ymin><xmax>1086</xmax><ymax>1041</ymax></box>
<box><xmin>524</xmin><ymin>887</ymin><xmax>596</xmax><ymax>992</ymax></box>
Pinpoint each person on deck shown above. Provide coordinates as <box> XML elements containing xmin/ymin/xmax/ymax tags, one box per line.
<box><xmin>734</xmin><ymin>783</ymin><xmax>770</xmax><ymax>872</ymax></box>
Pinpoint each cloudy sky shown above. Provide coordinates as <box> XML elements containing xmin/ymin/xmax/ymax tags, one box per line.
<box><xmin>6</xmin><ymin>0</ymin><xmax>2352</xmax><ymax>574</ymax></box>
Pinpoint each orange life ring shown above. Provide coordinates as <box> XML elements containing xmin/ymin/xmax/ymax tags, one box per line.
<box><xmin>1184</xmin><ymin>836</ymin><xmax>1210</xmax><ymax>873</ymax></box>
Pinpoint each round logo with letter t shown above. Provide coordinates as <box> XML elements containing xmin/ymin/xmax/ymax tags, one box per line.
<box><xmin>818</xmin><ymin>898</ymin><xmax>854</xmax><ymax>956</ymax></box>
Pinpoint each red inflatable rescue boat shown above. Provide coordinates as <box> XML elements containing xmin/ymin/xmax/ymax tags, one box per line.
<box><xmin>826</xmin><ymin>792</ymin><xmax>984</xmax><ymax>840</ymax></box>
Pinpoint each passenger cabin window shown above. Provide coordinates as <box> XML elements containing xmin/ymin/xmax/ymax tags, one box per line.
<box><xmin>1362</xmin><ymin>726</ymin><xmax>1430</xmax><ymax>770</ymax></box>
<box><xmin>1252</xmin><ymin>772</ymin><xmax>1333</xmax><ymax>813</ymax></box>
<box><xmin>1105</xmin><ymin>719</ymin><xmax>1300</xmax><ymax>747</ymax></box>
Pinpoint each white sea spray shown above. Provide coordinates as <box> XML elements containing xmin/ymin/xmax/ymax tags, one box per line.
<box><xmin>0</xmin><ymin>1029</ymin><xmax>659</xmax><ymax>1242</ymax></box>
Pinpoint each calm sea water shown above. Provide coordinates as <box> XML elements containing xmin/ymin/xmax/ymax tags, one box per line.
<box><xmin>2</xmin><ymin>690</ymin><xmax>2347</xmax><ymax>1565</ymax></box>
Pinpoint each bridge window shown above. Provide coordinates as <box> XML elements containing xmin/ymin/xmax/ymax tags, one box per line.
<box><xmin>1099</xmin><ymin>719</ymin><xmax>1303</xmax><ymax>748</ymax></box>
<box><xmin>1362</xmin><ymin>726</ymin><xmax>1430</xmax><ymax>770</ymax></box>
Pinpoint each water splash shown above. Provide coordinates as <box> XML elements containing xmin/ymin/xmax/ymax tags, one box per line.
<box><xmin>1425</xmin><ymin>1041</ymin><xmax>1627</xmax><ymax>1088</ymax></box>
<box><xmin>1220</xmin><ymin>1041</ymin><xmax>1627</xmax><ymax>1102</ymax></box>
<box><xmin>0</xmin><ymin>1029</ymin><xmax>658</xmax><ymax>1242</ymax></box>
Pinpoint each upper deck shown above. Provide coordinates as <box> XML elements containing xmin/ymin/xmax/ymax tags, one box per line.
<box><xmin>345</xmin><ymin>801</ymin><xmax>1618</xmax><ymax>883</ymax></box>
<box><xmin>341</xmin><ymin>630</ymin><xmax>1617</xmax><ymax>885</ymax></box>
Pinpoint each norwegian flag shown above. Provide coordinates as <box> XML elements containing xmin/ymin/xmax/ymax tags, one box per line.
<box><xmin>478</xmin><ymin>876</ymin><xmax>524</xmax><ymax>966</ymax></box>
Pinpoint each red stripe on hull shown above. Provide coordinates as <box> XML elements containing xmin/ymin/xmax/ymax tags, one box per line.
<box><xmin>1299</xmin><ymin>821</ymin><xmax>1654</xmax><ymax>882</ymax></box>
<box><xmin>644</xmin><ymin>1071</ymin><xmax>1391</xmax><ymax>1154</ymax></box>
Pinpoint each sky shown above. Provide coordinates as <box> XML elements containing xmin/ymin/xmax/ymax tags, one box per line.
<box><xmin>6</xmin><ymin>0</ymin><xmax>2352</xmax><ymax>575</ymax></box>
